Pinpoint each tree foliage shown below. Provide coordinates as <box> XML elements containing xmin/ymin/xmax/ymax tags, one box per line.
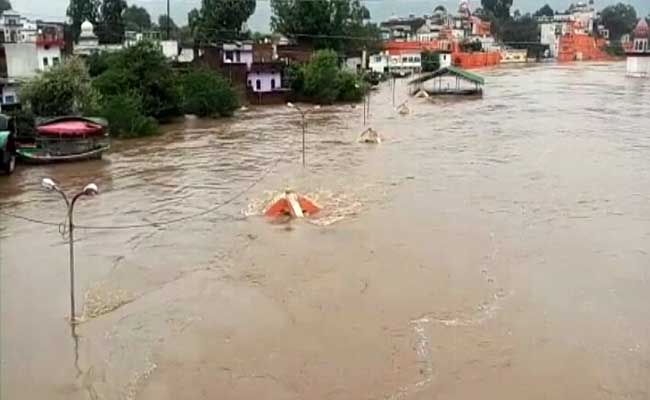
<box><xmin>97</xmin><ymin>0</ymin><xmax>127</xmax><ymax>44</ymax></box>
<box><xmin>21</xmin><ymin>58</ymin><xmax>99</xmax><ymax>117</ymax></box>
<box><xmin>93</xmin><ymin>41</ymin><xmax>180</xmax><ymax>120</ymax></box>
<box><xmin>294</xmin><ymin>50</ymin><xmax>366</xmax><ymax>104</ymax></box>
<box><xmin>270</xmin><ymin>0</ymin><xmax>378</xmax><ymax>52</ymax></box>
<box><xmin>100</xmin><ymin>93</ymin><xmax>158</xmax><ymax>138</ymax></box>
<box><xmin>600</xmin><ymin>3</ymin><xmax>638</xmax><ymax>40</ymax></box>
<box><xmin>534</xmin><ymin>4</ymin><xmax>554</xmax><ymax>17</ymax></box>
<box><xmin>158</xmin><ymin>14</ymin><xmax>179</xmax><ymax>38</ymax></box>
<box><xmin>178</xmin><ymin>70</ymin><xmax>239</xmax><ymax>117</ymax></box>
<box><xmin>0</xmin><ymin>0</ymin><xmax>12</xmax><ymax>14</ymax></box>
<box><xmin>67</xmin><ymin>0</ymin><xmax>100</xmax><ymax>40</ymax></box>
<box><xmin>500</xmin><ymin>14</ymin><xmax>539</xmax><ymax>43</ymax></box>
<box><xmin>189</xmin><ymin>0</ymin><xmax>256</xmax><ymax>42</ymax></box>
<box><xmin>123</xmin><ymin>5</ymin><xmax>151</xmax><ymax>31</ymax></box>
<box><xmin>480</xmin><ymin>0</ymin><xmax>513</xmax><ymax>21</ymax></box>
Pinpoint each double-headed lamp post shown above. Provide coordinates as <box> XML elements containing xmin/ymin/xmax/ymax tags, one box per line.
<box><xmin>287</xmin><ymin>102</ymin><xmax>320</xmax><ymax>168</ymax></box>
<box><xmin>42</xmin><ymin>178</ymin><xmax>99</xmax><ymax>324</ymax></box>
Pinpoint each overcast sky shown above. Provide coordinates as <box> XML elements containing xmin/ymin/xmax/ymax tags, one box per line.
<box><xmin>11</xmin><ymin>0</ymin><xmax>650</xmax><ymax>32</ymax></box>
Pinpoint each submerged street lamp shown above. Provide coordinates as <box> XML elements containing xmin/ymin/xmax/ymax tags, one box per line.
<box><xmin>287</xmin><ymin>102</ymin><xmax>320</xmax><ymax>168</ymax></box>
<box><xmin>42</xmin><ymin>178</ymin><xmax>99</xmax><ymax>324</ymax></box>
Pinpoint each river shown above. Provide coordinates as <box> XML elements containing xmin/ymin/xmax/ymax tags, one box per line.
<box><xmin>1</xmin><ymin>62</ymin><xmax>649</xmax><ymax>400</ymax></box>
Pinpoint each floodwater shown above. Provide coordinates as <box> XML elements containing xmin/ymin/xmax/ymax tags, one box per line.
<box><xmin>1</xmin><ymin>62</ymin><xmax>649</xmax><ymax>400</ymax></box>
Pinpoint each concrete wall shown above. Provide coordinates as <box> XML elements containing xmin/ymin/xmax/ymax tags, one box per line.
<box><xmin>627</xmin><ymin>56</ymin><xmax>650</xmax><ymax>77</ymax></box>
<box><xmin>369</xmin><ymin>53</ymin><xmax>388</xmax><ymax>73</ymax></box>
<box><xmin>160</xmin><ymin>40</ymin><xmax>178</xmax><ymax>60</ymax></box>
<box><xmin>36</xmin><ymin>45</ymin><xmax>62</xmax><ymax>70</ymax></box>
<box><xmin>247</xmin><ymin>71</ymin><xmax>282</xmax><ymax>92</ymax></box>
<box><xmin>1</xmin><ymin>84</ymin><xmax>19</xmax><ymax>105</ymax></box>
<box><xmin>440</xmin><ymin>53</ymin><xmax>452</xmax><ymax>68</ymax></box>
<box><xmin>4</xmin><ymin>43</ymin><xmax>39</xmax><ymax>78</ymax></box>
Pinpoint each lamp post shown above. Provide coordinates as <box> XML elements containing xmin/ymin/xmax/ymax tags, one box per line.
<box><xmin>287</xmin><ymin>102</ymin><xmax>320</xmax><ymax>168</ymax></box>
<box><xmin>42</xmin><ymin>178</ymin><xmax>99</xmax><ymax>324</ymax></box>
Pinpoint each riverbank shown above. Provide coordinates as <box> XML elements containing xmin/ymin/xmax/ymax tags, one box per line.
<box><xmin>1</xmin><ymin>62</ymin><xmax>649</xmax><ymax>400</ymax></box>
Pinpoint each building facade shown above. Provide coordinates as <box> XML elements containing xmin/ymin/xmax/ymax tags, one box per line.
<box><xmin>626</xmin><ymin>19</ymin><xmax>650</xmax><ymax>77</ymax></box>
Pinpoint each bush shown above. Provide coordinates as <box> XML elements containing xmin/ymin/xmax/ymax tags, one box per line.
<box><xmin>93</xmin><ymin>41</ymin><xmax>181</xmax><ymax>121</ymax></box>
<box><xmin>337</xmin><ymin>70</ymin><xmax>367</xmax><ymax>102</ymax></box>
<box><xmin>20</xmin><ymin>57</ymin><xmax>100</xmax><ymax>117</ymax></box>
<box><xmin>178</xmin><ymin>70</ymin><xmax>239</xmax><ymax>117</ymax></box>
<box><xmin>303</xmin><ymin>49</ymin><xmax>340</xmax><ymax>104</ymax></box>
<box><xmin>99</xmin><ymin>93</ymin><xmax>158</xmax><ymax>138</ymax></box>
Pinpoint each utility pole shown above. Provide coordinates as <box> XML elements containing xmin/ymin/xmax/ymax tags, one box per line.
<box><xmin>166</xmin><ymin>0</ymin><xmax>171</xmax><ymax>40</ymax></box>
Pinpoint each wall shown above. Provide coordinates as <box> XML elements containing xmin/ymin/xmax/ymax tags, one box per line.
<box><xmin>4</xmin><ymin>43</ymin><xmax>39</xmax><ymax>78</ymax></box>
<box><xmin>540</xmin><ymin>23</ymin><xmax>559</xmax><ymax>57</ymax></box>
<box><xmin>369</xmin><ymin>53</ymin><xmax>388</xmax><ymax>73</ymax></box>
<box><xmin>1</xmin><ymin>84</ymin><xmax>19</xmax><ymax>105</ymax></box>
<box><xmin>247</xmin><ymin>71</ymin><xmax>282</xmax><ymax>92</ymax></box>
<box><xmin>160</xmin><ymin>40</ymin><xmax>178</xmax><ymax>60</ymax></box>
<box><xmin>36</xmin><ymin>45</ymin><xmax>62</xmax><ymax>70</ymax></box>
<box><xmin>345</xmin><ymin>57</ymin><xmax>362</xmax><ymax>72</ymax></box>
<box><xmin>452</xmin><ymin>51</ymin><xmax>500</xmax><ymax>69</ymax></box>
<box><xmin>440</xmin><ymin>53</ymin><xmax>452</xmax><ymax>68</ymax></box>
<box><xmin>626</xmin><ymin>56</ymin><xmax>650</xmax><ymax>77</ymax></box>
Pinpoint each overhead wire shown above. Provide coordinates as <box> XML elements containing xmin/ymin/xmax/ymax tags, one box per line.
<box><xmin>1</xmin><ymin>155</ymin><xmax>286</xmax><ymax>230</ymax></box>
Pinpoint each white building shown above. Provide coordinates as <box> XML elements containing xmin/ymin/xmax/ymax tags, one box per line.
<box><xmin>538</xmin><ymin>2</ymin><xmax>597</xmax><ymax>59</ymax></box>
<box><xmin>626</xmin><ymin>19</ymin><xmax>650</xmax><ymax>77</ymax></box>
<box><xmin>369</xmin><ymin>51</ymin><xmax>421</xmax><ymax>75</ymax></box>
<box><xmin>222</xmin><ymin>42</ymin><xmax>253</xmax><ymax>69</ymax></box>
<box><xmin>247</xmin><ymin>63</ymin><xmax>283</xmax><ymax>93</ymax></box>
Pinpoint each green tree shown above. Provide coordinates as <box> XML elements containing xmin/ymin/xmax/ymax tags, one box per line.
<box><xmin>500</xmin><ymin>14</ymin><xmax>539</xmax><ymax>43</ymax></box>
<box><xmin>123</xmin><ymin>5</ymin><xmax>151</xmax><ymax>31</ymax></box>
<box><xmin>302</xmin><ymin>50</ymin><xmax>340</xmax><ymax>103</ymax></box>
<box><xmin>0</xmin><ymin>0</ymin><xmax>12</xmax><ymax>14</ymax></box>
<box><xmin>337</xmin><ymin>70</ymin><xmax>366</xmax><ymax>102</ymax></box>
<box><xmin>271</xmin><ymin>0</ymin><xmax>372</xmax><ymax>51</ymax></box>
<box><xmin>189</xmin><ymin>0</ymin><xmax>256</xmax><ymax>43</ymax></box>
<box><xmin>600</xmin><ymin>3</ymin><xmax>637</xmax><ymax>40</ymax></box>
<box><xmin>21</xmin><ymin>58</ymin><xmax>100</xmax><ymax>117</ymax></box>
<box><xmin>158</xmin><ymin>14</ymin><xmax>179</xmax><ymax>39</ymax></box>
<box><xmin>481</xmin><ymin>0</ymin><xmax>512</xmax><ymax>21</ymax></box>
<box><xmin>178</xmin><ymin>70</ymin><xmax>239</xmax><ymax>117</ymax></box>
<box><xmin>97</xmin><ymin>0</ymin><xmax>127</xmax><ymax>44</ymax></box>
<box><xmin>100</xmin><ymin>93</ymin><xmax>158</xmax><ymax>138</ymax></box>
<box><xmin>93</xmin><ymin>41</ymin><xmax>180</xmax><ymax>120</ymax></box>
<box><xmin>67</xmin><ymin>0</ymin><xmax>100</xmax><ymax>40</ymax></box>
<box><xmin>534</xmin><ymin>4</ymin><xmax>554</xmax><ymax>18</ymax></box>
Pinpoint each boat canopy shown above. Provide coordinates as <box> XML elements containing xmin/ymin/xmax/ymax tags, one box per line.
<box><xmin>408</xmin><ymin>66</ymin><xmax>485</xmax><ymax>86</ymax></box>
<box><xmin>36</xmin><ymin>117</ymin><xmax>107</xmax><ymax>137</ymax></box>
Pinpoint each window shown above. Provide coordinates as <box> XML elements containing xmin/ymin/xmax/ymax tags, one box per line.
<box><xmin>374</xmin><ymin>56</ymin><xmax>382</xmax><ymax>62</ymax></box>
<box><xmin>225</xmin><ymin>51</ymin><xmax>233</xmax><ymax>61</ymax></box>
<box><xmin>4</xmin><ymin>96</ymin><xmax>15</xmax><ymax>104</ymax></box>
<box><xmin>402</xmin><ymin>57</ymin><xmax>408</xmax><ymax>63</ymax></box>
<box><xmin>235</xmin><ymin>51</ymin><xmax>241</xmax><ymax>62</ymax></box>
<box><xmin>414</xmin><ymin>57</ymin><xmax>421</xmax><ymax>63</ymax></box>
<box><xmin>53</xmin><ymin>57</ymin><xmax>60</xmax><ymax>66</ymax></box>
<box><xmin>256</xmin><ymin>79</ymin><xmax>261</xmax><ymax>91</ymax></box>
<box><xmin>271</xmin><ymin>78</ymin><xmax>276</xmax><ymax>90</ymax></box>
<box><xmin>43</xmin><ymin>57</ymin><xmax>49</xmax><ymax>67</ymax></box>
<box><xmin>247</xmin><ymin>80</ymin><xmax>252</xmax><ymax>87</ymax></box>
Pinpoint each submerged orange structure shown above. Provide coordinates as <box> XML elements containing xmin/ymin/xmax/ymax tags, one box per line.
<box><xmin>265</xmin><ymin>191</ymin><xmax>320</xmax><ymax>218</ymax></box>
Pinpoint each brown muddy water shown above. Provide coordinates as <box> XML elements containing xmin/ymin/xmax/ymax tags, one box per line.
<box><xmin>1</xmin><ymin>62</ymin><xmax>649</xmax><ymax>400</ymax></box>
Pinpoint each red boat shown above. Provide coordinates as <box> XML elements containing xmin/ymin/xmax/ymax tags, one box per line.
<box><xmin>16</xmin><ymin>117</ymin><xmax>110</xmax><ymax>164</ymax></box>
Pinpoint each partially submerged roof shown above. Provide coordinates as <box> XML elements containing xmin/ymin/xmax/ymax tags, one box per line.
<box><xmin>408</xmin><ymin>65</ymin><xmax>485</xmax><ymax>85</ymax></box>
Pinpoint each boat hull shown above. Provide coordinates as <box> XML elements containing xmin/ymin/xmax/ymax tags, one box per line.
<box><xmin>16</xmin><ymin>145</ymin><xmax>109</xmax><ymax>164</ymax></box>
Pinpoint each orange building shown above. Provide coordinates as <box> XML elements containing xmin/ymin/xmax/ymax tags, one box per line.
<box><xmin>557</xmin><ymin>21</ymin><xmax>612</xmax><ymax>62</ymax></box>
